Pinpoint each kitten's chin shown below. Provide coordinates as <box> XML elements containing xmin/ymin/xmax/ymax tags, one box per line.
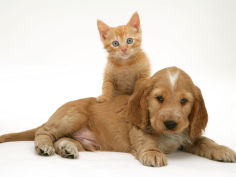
<box><xmin>120</xmin><ymin>54</ymin><xmax>132</xmax><ymax>60</ymax></box>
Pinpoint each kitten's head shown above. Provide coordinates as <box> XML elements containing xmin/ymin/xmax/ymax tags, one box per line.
<box><xmin>97</xmin><ymin>12</ymin><xmax>142</xmax><ymax>60</ymax></box>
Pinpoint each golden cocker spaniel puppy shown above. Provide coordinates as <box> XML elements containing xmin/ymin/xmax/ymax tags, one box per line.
<box><xmin>128</xmin><ymin>67</ymin><xmax>236</xmax><ymax>165</ymax></box>
<box><xmin>0</xmin><ymin>67</ymin><xmax>235</xmax><ymax>167</ymax></box>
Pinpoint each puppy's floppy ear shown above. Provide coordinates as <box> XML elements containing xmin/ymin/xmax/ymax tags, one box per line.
<box><xmin>189</xmin><ymin>86</ymin><xmax>208</xmax><ymax>141</ymax></box>
<box><xmin>127</xmin><ymin>79</ymin><xmax>152</xmax><ymax>129</ymax></box>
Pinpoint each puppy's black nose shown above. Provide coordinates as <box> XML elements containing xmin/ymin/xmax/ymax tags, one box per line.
<box><xmin>164</xmin><ymin>121</ymin><xmax>177</xmax><ymax>130</ymax></box>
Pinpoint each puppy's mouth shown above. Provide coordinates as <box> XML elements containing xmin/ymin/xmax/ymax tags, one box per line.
<box><xmin>163</xmin><ymin>128</ymin><xmax>179</xmax><ymax>134</ymax></box>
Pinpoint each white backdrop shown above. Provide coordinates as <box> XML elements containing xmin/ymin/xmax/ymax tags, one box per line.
<box><xmin>0</xmin><ymin>0</ymin><xmax>235</xmax><ymax>177</ymax></box>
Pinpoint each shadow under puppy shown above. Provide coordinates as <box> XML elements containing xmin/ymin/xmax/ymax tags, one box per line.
<box><xmin>0</xmin><ymin>67</ymin><xmax>235</xmax><ymax>167</ymax></box>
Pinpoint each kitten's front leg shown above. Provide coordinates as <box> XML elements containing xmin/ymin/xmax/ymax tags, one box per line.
<box><xmin>97</xmin><ymin>79</ymin><xmax>114</xmax><ymax>103</ymax></box>
<box><xmin>129</xmin><ymin>127</ymin><xmax>167</xmax><ymax>167</ymax></box>
<box><xmin>134</xmin><ymin>71</ymin><xmax>150</xmax><ymax>91</ymax></box>
<box><xmin>183</xmin><ymin>136</ymin><xmax>236</xmax><ymax>162</ymax></box>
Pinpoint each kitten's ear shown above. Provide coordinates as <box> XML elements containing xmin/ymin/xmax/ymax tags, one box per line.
<box><xmin>127</xmin><ymin>12</ymin><xmax>140</xmax><ymax>31</ymax></box>
<box><xmin>97</xmin><ymin>20</ymin><xmax>110</xmax><ymax>40</ymax></box>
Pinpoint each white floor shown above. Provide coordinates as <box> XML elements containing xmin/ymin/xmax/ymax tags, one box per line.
<box><xmin>0</xmin><ymin>142</ymin><xmax>235</xmax><ymax>177</ymax></box>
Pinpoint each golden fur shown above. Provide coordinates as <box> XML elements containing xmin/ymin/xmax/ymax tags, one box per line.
<box><xmin>0</xmin><ymin>67</ymin><xmax>235</xmax><ymax>166</ymax></box>
<box><xmin>97</xmin><ymin>12</ymin><xmax>150</xmax><ymax>102</ymax></box>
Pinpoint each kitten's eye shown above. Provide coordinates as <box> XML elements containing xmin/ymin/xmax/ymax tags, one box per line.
<box><xmin>156</xmin><ymin>96</ymin><xmax>164</xmax><ymax>103</ymax></box>
<box><xmin>112</xmin><ymin>41</ymin><xmax>119</xmax><ymax>47</ymax></box>
<box><xmin>127</xmin><ymin>38</ymin><xmax>133</xmax><ymax>44</ymax></box>
<box><xmin>180</xmin><ymin>98</ymin><xmax>188</xmax><ymax>105</ymax></box>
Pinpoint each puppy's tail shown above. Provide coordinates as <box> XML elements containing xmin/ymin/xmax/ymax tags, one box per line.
<box><xmin>0</xmin><ymin>125</ymin><xmax>43</xmax><ymax>143</ymax></box>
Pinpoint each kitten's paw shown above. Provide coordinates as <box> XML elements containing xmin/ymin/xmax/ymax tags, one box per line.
<box><xmin>96</xmin><ymin>95</ymin><xmax>109</xmax><ymax>103</ymax></box>
<box><xmin>202</xmin><ymin>145</ymin><xmax>236</xmax><ymax>163</ymax></box>
<box><xmin>57</xmin><ymin>140</ymin><xmax>79</xmax><ymax>159</ymax></box>
<box><xmin>35</xmin><ymin>142</ymin><xmax>55</xmax><ymax>156</ymax></box>
<box><xmin>139</xmin><ymin>150</ymin><xmax>167</xmax><ymax>167</ymax></box>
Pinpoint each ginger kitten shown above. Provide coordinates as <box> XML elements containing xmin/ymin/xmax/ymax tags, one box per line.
<box><xmin>97</xmin><ymin>12</ymin><xmax>150</xmax><ymax>102</ymax></box>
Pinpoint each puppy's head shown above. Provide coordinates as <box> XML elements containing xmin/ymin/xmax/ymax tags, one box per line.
<box><xmin>128</xmin><ymin>67</ymin><xmax>208</xmax><ymax>141</ymax></box>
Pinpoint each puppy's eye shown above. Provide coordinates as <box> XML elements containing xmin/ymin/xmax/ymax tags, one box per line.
<box><xmin>112</xmin><ymin>41</ymin><xmax>119</xmax><ymax>47</ymax></box>
<box><xmin>156</xmin><ymin>96</ymin><xmax>164</xmax><ymax>103</ymax></box>
<box><xmin>127</xmin><ymin>38</ymin><xmax>133</xmax><ymax>44</ymax></box>
<box><xmin>180</xmin><ymin>98</ymin><xmax>188</xmax><ymax>105</ymax></box>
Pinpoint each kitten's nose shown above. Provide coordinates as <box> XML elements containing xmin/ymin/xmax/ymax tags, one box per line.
<box><xmin>122</xmin><ymin>48</ymin><xmax>127</xmax><ymax>54</ymax></box>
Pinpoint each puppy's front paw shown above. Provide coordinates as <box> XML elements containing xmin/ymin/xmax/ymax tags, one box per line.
<box><xmin>139</xmin><ymin>150</ymin><xmax>167</xmax><ymax>167</ymax></box>
<box><xmin>96</xmin><ymin>95</ymin><xmax>109</xmax><ymax>103</ymax></box>
<box><xmin>205</xmin><ymin>146</ymin><xmax>236</xmax><ymax>163</ymax></box>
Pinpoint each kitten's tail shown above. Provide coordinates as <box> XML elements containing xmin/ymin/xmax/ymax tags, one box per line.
<box><xmin>0</xmin><ymin>125</ymin><xmax>44</xmax><ymax>143</ymax></box>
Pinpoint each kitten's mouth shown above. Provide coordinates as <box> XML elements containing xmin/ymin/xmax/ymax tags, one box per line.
<box><xmin>120</xmin><ymin>53</ymin><xmax>131</xmax><ymax>59</ymax></box>
<box><xmin>112</xmin><ymin>52</ymin><xmax>131</xmax><ymax>59</ymax></box>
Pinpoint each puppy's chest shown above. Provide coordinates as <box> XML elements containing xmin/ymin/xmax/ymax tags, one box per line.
<box><xmin>156</xmin><ymin>132</ymin><xmax>191</xmax><ymax>154</ymax></box>
<box><xmin>112</xmin><ymin>67</ymin><xmax>138</xmax><ymax>94</ymax></box>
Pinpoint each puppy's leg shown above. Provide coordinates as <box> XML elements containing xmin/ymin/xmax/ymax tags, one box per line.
<box><xmin>183</xmin><ymin>136</ymin><xmax>236</xmax><ymax>162</ymax></box>
<box><xmin>35</xmin><ymin>103</ymin><xmax>88</xmax><ymax>156</ymax></box>
<box><xmin>54</xmin><ymin>137</ymin><xmax>85</xmax><ymax>159</ymax></box>
<box><xmin>129</xmin><ymin>127</ymin><xmax>167</xmax><ymax>167</ymax></box>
